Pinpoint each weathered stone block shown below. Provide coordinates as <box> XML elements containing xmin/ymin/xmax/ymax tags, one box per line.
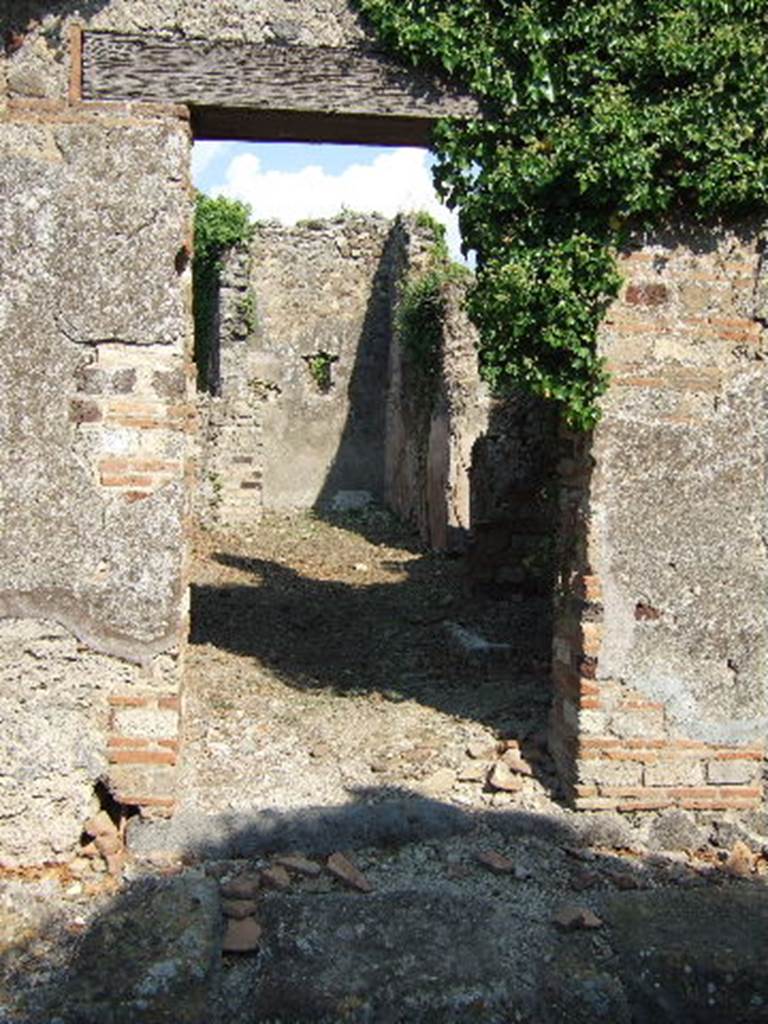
<box><xmin>644</xmin><ymin>760</ymin><xmax>705</xmax><ymax>787</ymax></box>
<box><xmin>112</xmin><ymin>704</ymin><xmax>179</xmax><ymax>740</ymax></box>
<box><xmin>707</xmin><ymin>759</ymin><xmax>758</xmax><ymax>785</ymax></box>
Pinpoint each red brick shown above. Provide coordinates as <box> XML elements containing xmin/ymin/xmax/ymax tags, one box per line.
<box><xmin>100</xmin><ymin>473</ymin><xmax>155</xmax><ymax>488</ymax></box>
<box><xmin>573</xmin><ymin>784</ymin><xmax>598</xmax><ymax>797</ymax></box>
<box><xmin>616</xmin><ymin>798</ymin><xmax>674</xmax><ymax>811</ymax></box>
<box><xmin>107</xmin><ymin>736</ymin><xmax>149</xmax><ymax>748</ymax></box>
<box><xmin>108</xmin><ymin>750</ymin><xmax>177</xmax><ymax>766</ymax></box>
<box><xmin>663</xmin><ymin>786</ymin><xmax>722</xmax><ymax>799</ymax></box>
<box><xmin>625</xmin><ymin>282</ymin><xmax>669</xmax><ymax>306</ymax></box>
<box><xmin>573</xmin><ymin>796</ymin><xmax>626</xmax><ymax>810</ymax></box>
<box><xmin>619</xmin><ymin>699</ymin><xmax>665</xmax><ymax>712</ymax></box>
<box><xmin>117</xmin><ymin>795</ymin><xmax>176</xmax><ymax>809</ymax></box>
<box><xmin>108</xmin><ymin>695</ymin><xmax>149</xmax><ymax>708</ymax></box>
<box><xmin>597</xmin><ymin>785</ymin><xmax>660</xmax><ymax>798</ymax></box>
<box><xmin>579</xmin><ymin>697</ymin><xmax>602</xmax><ymax>710</ymax></box>
<box><xmin>601</xmin><ymin>749</ymin><xmax>659</xmax><ymax>765</ymax></box>
<box><xmin>711</xmin><ymin>747</ymin><xmax>764</xmax><ymax>761</ymax></box>
<box><xmin>578</xmin><ymin>737</ymin><xmax>623</xmax><ymax>750</ymax></box>
<box><xmin>680</xmin><ymin>797</ymin><xmax>760</xmax><ymax>810</ymax></box>
<box><xmin>99</xmin><ymin>458</ymin><xmax>181</xmax><ymax>474</ymax></box>
<box><xmin>157</xmin><ymin>696</ymin><xmax>180</xmax><ymax>711</ymax></box>
<box><xmin>661</xmin><ymin>738</ymin><xmax>710</xmax><ymax>751</ymax></box>
<box><xmin>578</xmin><ymin>680</ymin><xmax>601</xmax><ymax>697</ymax></box>
<box><xmin>69</xmin><ymin>24</ymin><xmax>83</xmax><ymax>104</ymax></box>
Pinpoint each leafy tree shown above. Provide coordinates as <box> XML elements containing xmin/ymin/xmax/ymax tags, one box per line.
<box><xmin>355</xmin><ymin>0</ymin><xmax>768</xmax><ymax>427</ymax></box>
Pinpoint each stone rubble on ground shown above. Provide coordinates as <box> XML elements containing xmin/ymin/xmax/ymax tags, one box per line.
<box><xmin>476</xmin><ymin>849</ymin><xmax>515</xmax><ymax>874</ymax></box>
<box><xmin>222</xmin><ymin>914</ymin><xmax>263</xmax><ymax>953</ymax></box>
<box><xmin>261</xmin><ymin>864</ymin><xmax>291</xmax><ymax>890</ymax></box>
<box><xmin>327</xmin><ymin>851</ymin><xmax>374</xmax><ymax>893</ymax></box>
<box><xmin>488</xmin><ymin>761</ymin><xmax>525</xmax><ymax>792</ymax></box>
<box><xmin>275</xmin><ymin>853</ymin><xmax>323</xmax><ymax>877</ymax></box>
<box><xmin>552</xmin><ymin>903</ymin><xmax>604</xmax><ymax>930</ymax></box>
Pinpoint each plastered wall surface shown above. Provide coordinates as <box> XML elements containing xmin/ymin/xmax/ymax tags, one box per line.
<box><xmin>250</xmin><ymin>214</ymin><xmax>397</xmax><ymax>512</ymax></box>
<box><xmin>551</xmin><ymin>221</ymin><xmax>768</xmax><ymax>811</ymax></box>
<box><xmin>1</xmin><ymin>7</ymin><xmax>195</xmax><ymax>859</ymax></box>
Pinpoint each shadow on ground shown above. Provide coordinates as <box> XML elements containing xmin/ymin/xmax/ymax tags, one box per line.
<box><xmin>190</xmin><ymin>529</ymin><xmax>553</xmax><ymax>738</ymax></box>
<box><xmin>4</xmin><ymin>790</ymin><xmax>768</xmax><ymax>1023</ymax></box>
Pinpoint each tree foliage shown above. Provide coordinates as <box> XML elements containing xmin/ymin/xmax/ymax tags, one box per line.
<box><xmin>355</xmin><ymin>0</ymin><xmax>768</xmax><ymax>427</ymax></box>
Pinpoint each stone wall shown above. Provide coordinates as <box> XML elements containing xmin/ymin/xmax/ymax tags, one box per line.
<box><xmin>196</xmin><ymin>213</ymin><xmax>404</xmax><ymax>522</ymax></box>
<box><xmin>2</xmin><ymin>1</ymin><xmax>370</xmax><ymax>109</ymax></box>
<box><xmin>1</xmin><ymin>10</ymin><xmax>196</xmax><ymax>861</ymax></box>
<box><xmin>384</xmin><ymin>258</ymin><xmax>492</xmax><ymax>552</ymax></box>
<box><xmin>253</xmin><ymin>214</ymin><xmax>398</xmax><ymax>513</ymax></box>
<box><xmin>196</xmin><ymin>246</ymin><xmax>265</xmax><ymax>526</ymax></box>
<box><xmin>466</xmin><ymin>392</ymin><xmax>559</xmax><ymax>599</ymax></box>
<box><xmin>550</xmin><ymin>221</ymin><xmax>768</xmax><ymax>811</ymax></box>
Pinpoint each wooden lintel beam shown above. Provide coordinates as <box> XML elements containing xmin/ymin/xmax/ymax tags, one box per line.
<box><xmin>82</xmin><ymin>32</ymin><xmax>479</xmax><ymax>140</ymax></box>
<box><xmin>191</xmin><ymin>106</ymin><xmax>438</xmax><ymax>147</ymax></box>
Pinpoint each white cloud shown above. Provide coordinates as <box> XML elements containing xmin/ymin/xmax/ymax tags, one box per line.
<box><xmin>191</xmin><ymin>141</ymin><xmax>227</xmax><ymax>182</ymax></box>
<box><xmin>210</xmin><ymin>147</ymin><xmax>465</xmax><ymax>262</ymax></box>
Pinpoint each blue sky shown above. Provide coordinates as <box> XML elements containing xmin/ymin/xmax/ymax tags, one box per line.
<box><xmin>192</xmin><ymin>141</ymin><xmax>466</xmax><ymax>261</ymax></box>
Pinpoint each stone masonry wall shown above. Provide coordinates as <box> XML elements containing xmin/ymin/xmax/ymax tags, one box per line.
<box><xmin>0</xmin><ymin>0</ymin><xmax>377</xmax><ymax>866</ymax></box>
<box><xmin>384</xmin><ymin>225</ymin><xmax>557</xmax><ymax>563</ymax></box>
<box><xmin>550</xmin><ymin>221</ymin><xmax>768</xmax><ymax>812</ymax></box>
<box><xmin>466</xmin><ymin>392</ymin><xmax>559</xmax><ymax>601</ymax></box>
<box><xmin>385</xmin><ymin>267</ymin><xmax>493</xmax><ymax>552</ymax></box>
<box><xmin>196</xmin><ymin>246</ymin><xmax>264</xmax><ymax>527</ymax></box>
<box><xmin>196</xmin><ymin>213</ymin><xmax>403</xmax><ymax>523</ymax></box>
<box><xmin>383</xmin><ymin>218</ymin><xmax>503</xmax><ymax>552</ymax></box>
<box><xmin>253</xmin><ymin>214</ymin><xmax>398</xmax><ymax>513</ymax></box>
<box><xmin>0</xmin><ymin>11</ymin><xmax>196</xmax><ymax>861</ymax></box>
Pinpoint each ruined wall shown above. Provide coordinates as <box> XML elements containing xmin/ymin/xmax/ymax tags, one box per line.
<box><xmin>2</xmin><ymin>1</ymin><xmax>370</xmax><ymax>108</ymax></box>
<box><xmin>196</xmin><ymin>246</ymin><xmax>265</xmax><ymax>526</ymax></box>
<box><xmin>467</xmin><ymin>392</ymin><xmax>559</xmax><ymax>600</ymax></box>
<box><xmin>253</xmin><ymin>214</ymin><xmax>398</xmax><ymax>512</ymax></box>
<box><xmin>196</xmin><ymin>214</ymin><xmax>401</xmax><ymax>523</ymax></box>
<box><xmin>550</xmin><ymin>222</ymin><xmax>768</xmax><ymax>811</ymax></box>
<box><xmin>384</xmin><ymin>231</ymin><xmax>557</xmax><ymax>562</ymax></box>
<box><xmin>0</xmin><ymin>11</ymin><xmax>195</xmax><ymax>862</ymax></box>
<box><xmin>384</xmin><ymin>256</ymin><xmax>493</xmax><ymax>552</ymax></box>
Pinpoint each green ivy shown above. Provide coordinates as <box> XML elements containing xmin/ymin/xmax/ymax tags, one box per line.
<box><xmin>397</xmin><ymin>216</ymin><xmax>472</xmax><ymax>396</ymax></box>
<box><xmin>193</xmin><ymin>192</ymin><xmax>255</xmax><ymax>391</ymax></box>
<box><xmin>355</xmin><ymin>0</ymin><xmax>768</xmax><ymax>428</ymax></box>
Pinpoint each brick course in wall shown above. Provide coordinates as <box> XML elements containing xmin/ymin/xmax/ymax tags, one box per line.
<box><xmin>549</xmin><ymin>227</ymin><xmax>768</xmax><ymax>811</ymax></box>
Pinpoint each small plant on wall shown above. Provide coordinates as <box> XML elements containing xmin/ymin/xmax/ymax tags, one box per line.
<box><xmin>303</xmin><ymin>351</ymin><xmax>339</xmax><ymax>393</ymax></box>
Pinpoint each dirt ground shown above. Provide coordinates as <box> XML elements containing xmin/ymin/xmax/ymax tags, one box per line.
<box><xmin>182</xmin><ymin>506</ymin><xmax>558</xmax><ymax>817</ymax></box>
<box><xmin>4</xmin><ymin>508</ymin><xmax>768</xmax><ymax>1022</ymax></box>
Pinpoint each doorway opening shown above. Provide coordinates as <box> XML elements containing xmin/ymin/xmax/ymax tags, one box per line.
<box><xmin>183</xmin><ymin>137</ymin><xmax>560</xmax><ymax>826</ymax></box>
